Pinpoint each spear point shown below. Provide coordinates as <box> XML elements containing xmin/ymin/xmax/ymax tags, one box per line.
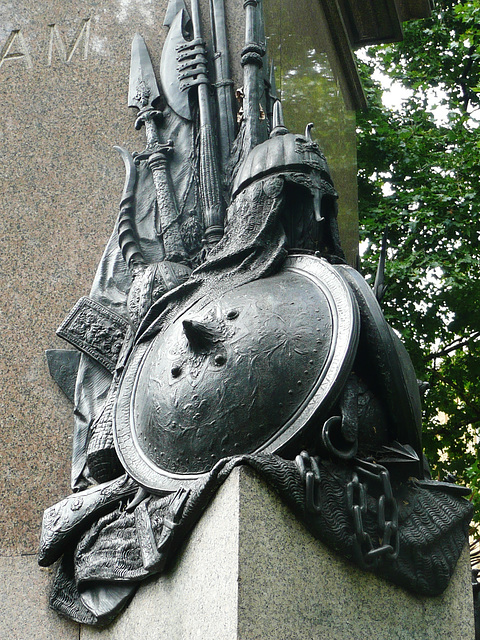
<box><xmin>269</xmin><ymin>60</ymin><xmax>278</xmax><ymax>101</ymax></box>
<box><xmin>128</xmin><ymin>34</ymin><xmax>161</xmax><ymax>111</ymax></box>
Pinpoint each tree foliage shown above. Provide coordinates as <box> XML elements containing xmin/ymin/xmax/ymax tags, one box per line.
<box><xmin>356</xmin><ymin>0</ymin><xmax>480</xmax><ymax>521</ymax></box>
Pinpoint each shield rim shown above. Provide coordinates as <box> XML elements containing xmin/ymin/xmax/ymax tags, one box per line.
<box><xmin>335</xmin><ymin>264</ymin><xmax>422</xmax><ymax>455</ymax></box>
<box><xmin>113</xmin><ymin>254</ymin><xmax>360</xmax><ymax>493</ymax></box>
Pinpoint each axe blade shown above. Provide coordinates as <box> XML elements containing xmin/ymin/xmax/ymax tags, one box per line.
<box><xmin>164</xmin><ymin>0</ymin><xmax>189</xmax><ymax>27</ymax></box>
<box><xmin>160</xmin><ymin>9</ymin><xmax>193</xmax><ymax>121</ymax></box>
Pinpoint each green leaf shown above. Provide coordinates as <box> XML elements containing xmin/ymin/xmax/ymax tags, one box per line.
<box><xmin>355</xmin><ymin>0</ymin><xmax>480</xmax><ymax>525</ymax></box>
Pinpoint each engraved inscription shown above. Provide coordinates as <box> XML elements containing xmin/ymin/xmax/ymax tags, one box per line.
<box><xmin>0</xmin><ymin>18</ymin><xmax>91</xmax><ymax>71</ymax></box>
<box><xmin>0</xmin><ymin>30</ymin><xmax>33</xmax><ymax>69</ymax></box>
<box><xmin>47</xmin><ymin>18</ymin><xmax>91</xmax><ymax>66</ymax></box>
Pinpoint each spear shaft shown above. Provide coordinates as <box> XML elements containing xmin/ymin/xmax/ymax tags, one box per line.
<box><xmin>241</xmin><ymin>0</ymin><xmax>267</xmax><ymax>151</ymax></box>
<box><xmin>210</xmin><ymin>0</ymin><xmax>235</xmax><ymax>170</ymax></box>
<box><xmin>190</xmin><ymin>0</ymin><xmax>224</xmax><ymax>247</ymax></box>
<box><xmin>128</xmin><ymin>34</ymin><xmax>187</xmax><ymax>263</ymax></box>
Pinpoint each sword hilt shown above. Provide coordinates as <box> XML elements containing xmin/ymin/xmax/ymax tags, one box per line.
<box><xmin>132</xmin><ymin>106</ymin><xmax>175</xmax><ymax>164</ymax></box>
<box><xmin>134</xmin><ymin>138</ymin><xmax>174</xmax><ymax>164</ymax></box>
<box><xmin>133</xmin><ymin>108</ymin><xmax>187</xmax><ymax>261</ymax></box>
<box><xmin>134</xmin><ymin>105</ymin><xmax>164</xmax><ymax>139</ymax></box>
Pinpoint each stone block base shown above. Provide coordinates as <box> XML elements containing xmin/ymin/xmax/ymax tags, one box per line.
<box><xmin>80</xmin><ymin>466</ymin><xmax>475</xmax><ymax>640</ymax></box>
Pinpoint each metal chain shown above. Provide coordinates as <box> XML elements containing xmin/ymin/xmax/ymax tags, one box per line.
<box><xmin>295</xmin><ymin>453</ymin><xmax>400</xmax><ymax>565</ymax></box>
<box><xmin>347</xmin><ymin>460</ymin><xmax>399</xmax><ymax>567</ymax></box>
<box><xmin>295</xmin><ymin>451</ymin><xmax>322</xmax><ymax>514</ymax></box>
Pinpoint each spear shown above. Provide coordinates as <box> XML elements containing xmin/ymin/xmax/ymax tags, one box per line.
<box><xmin>210</xmin><ymin>0</ymin><xmax>235</xmax><ymax>171</ymax></box>
<box><xmin>189</xmin><ymin>0</ymin><xmax>225</xmax><ymax>247</ymax></box>
<box><xmin>265</xmin><ymin>59</ymin><xmax>278</xmax><ymax>130</ymax></box>
<box><xmin>241</xmin><ymin>0</ymin><xmax>268</xmax><ymax>152</ymax></box>
<box><xmin>128</xmin><ymin>33</ymin><xmax>187</xmax><ymax>263</ymax></box>
<box><xmin>161</xmin><ymin>1</ymin><xmax>225</xmax><ymax>247</ymax></box>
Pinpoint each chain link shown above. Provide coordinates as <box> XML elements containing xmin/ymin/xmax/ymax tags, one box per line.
<box><xmin>347</xmin><ymin>460</ymin><xmax>399</xmax><ymax>567</ymax></box>
<box><xmin>295</xmin><ymin>451</ymin><xmax>322</xmax><ymax>514</ymax></box>
<box><xmin>295</xmin><ymin>453</ymin><xmax>400</xmax><ymax>564</ymax></box>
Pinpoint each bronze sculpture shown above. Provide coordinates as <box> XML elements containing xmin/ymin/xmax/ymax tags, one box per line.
<box><xmin>40</xmin><ymin>0</ymin><xmax>473</xmax><ymax>626</ymax></box>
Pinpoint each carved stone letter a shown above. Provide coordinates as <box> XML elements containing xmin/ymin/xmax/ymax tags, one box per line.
<box><xmin>0</xmin><ymin>30</ymin><xmax>33</xmax><ymax>70</ymax></box>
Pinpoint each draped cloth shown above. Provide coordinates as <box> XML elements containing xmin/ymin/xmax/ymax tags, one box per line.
<box><xmin>135</xmin><ymin>175</ymin><xmax>290</xmax><ymax>345</ymax></box>
<box><xmin>41</xmin><ymin>454</ymin><xmax>472</xmax><ymax>626</ymax></box>
<box><xmin>71</xmin><ymin>174</ymin><xmax>289</xmax><ymax>489</ymax></box>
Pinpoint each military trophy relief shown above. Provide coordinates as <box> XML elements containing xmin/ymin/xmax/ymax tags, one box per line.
<box><xmin>40</xmin><ymin>0</ymin><xmax>472</xmax><ymax>626</ymax></box>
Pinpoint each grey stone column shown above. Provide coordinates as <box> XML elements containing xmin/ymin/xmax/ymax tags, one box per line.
<box><xmin>80</xmin><ymin>467</ymin><xmax>475</xmax><ymax>640</ymax></box>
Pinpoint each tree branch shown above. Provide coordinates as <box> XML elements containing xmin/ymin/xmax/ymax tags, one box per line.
<box><xmin>426</xmin><ymin>331</ymin><xmax>480</xmax><ymax>361</ymax></box>
<box><xmin>458</xmin><ymin>45</ymin><xmax>476</xmax><ymax>112</ymax></box>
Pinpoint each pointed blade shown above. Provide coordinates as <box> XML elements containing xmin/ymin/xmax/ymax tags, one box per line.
<box><xmin>45</xmin><ymin>349</ymin><xmax>81</xmax><ymax>403</ymax></box>
<box><xmin>381</xmin><ymin>442</ymin><xmax>420</xmax><ymax>463</ymax></box>
<box><xmin>164</xmin><ymin>0</ymin><xmax>188</xmax><ymax>27</ymax></box>
<box><xmin>373</xmin><ymin>226</ymin><xmax>388</xmax><ymax>302</ymax></box>
<box><xmin>128</xmin><ymin>33</ymin><xmax>161</xmax><ymax>110</ymax></box>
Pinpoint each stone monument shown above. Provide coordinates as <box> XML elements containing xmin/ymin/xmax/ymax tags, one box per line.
<box><xmin>1</xmin><ymin>0</ymin><xmax>475</xmax><ymax>639</ymax></box>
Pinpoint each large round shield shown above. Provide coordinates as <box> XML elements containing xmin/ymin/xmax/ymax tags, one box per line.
<box><xmin>114</xmin><ymin>254</ymin><xmax>359</xmax><ymax>492</ymax></box>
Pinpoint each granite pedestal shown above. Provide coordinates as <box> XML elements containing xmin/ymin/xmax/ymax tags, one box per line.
<box><xmin>80</xmin><ymin>467</ymin><xmax>475</xmax><ymax>640</ymax></box>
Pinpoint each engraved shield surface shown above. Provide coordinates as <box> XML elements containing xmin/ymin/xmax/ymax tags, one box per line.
<box><xmin>114</xmin><ymin>254</ymin><xmax>360</xmax><ymax>490</ymax></box>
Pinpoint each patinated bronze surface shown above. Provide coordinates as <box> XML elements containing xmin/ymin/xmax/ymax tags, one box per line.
<box><xmin>39</xmin><ymin>0</ymin><xmax>472</xmax><ymax>626</ymax></box>
<box><xmin>115</xmin><ymin>255</ymin><xmax>358</xmax><ymax>486</ymax></box>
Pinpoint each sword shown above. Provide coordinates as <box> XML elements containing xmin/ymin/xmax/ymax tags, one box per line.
<box><xmin>128</xmin><ymin>33</ymin><xmax>187</xmax><ymax>263</ymax></box>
